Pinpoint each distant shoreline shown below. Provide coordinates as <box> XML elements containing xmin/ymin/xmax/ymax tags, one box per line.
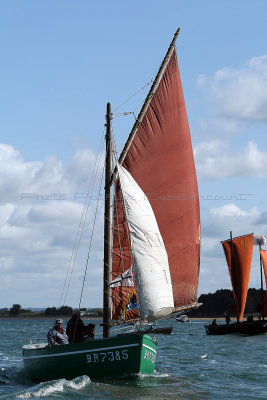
<box><xmin>0</xmin><ymin>316</ymin><xmax>102</xmax><ymax>321</ymax></box>
<box><xmin>0</xmin><ymin>316</ymin><xmax>228</xmax><ymax>322</ymax></box>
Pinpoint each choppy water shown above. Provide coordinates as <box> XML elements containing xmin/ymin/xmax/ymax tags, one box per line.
<box><xmin>0</xmin><ymin>319</ymin><xmax>266</xmax><ymax>399</ymax></box>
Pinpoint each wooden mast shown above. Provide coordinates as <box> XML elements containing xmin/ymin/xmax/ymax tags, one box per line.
<box><xmin>259</xmin><ymin>243</ymin><xmax>264</xmax><ymax>320</ymax></box>
<box><xmin>103</xmin><ymin>102</ymin><xmax>112</xmax><ymax>338</ymax></box>
<box><xmin>229</xmin><ymin>231</ymin><xmax>237</xmax><ymax>320</ymax></box>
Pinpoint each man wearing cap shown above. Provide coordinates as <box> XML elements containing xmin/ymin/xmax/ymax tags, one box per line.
<box><xmin>47</xmin><ymin>319</ymin><xmax>69</xmax><ymax>346</ymax></box>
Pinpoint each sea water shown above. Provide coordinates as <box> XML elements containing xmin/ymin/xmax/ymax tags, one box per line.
<box><xmin>0</xmin><ymin>319</ymin><xmax>266</xmax><ymax>400</ymax></box>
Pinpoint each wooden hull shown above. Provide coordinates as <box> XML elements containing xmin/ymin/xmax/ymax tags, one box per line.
<box><xmin>23</xmin><ymin>333</ymin><xmax>157</xmax><ymax>382</ymax></box>
<box><xmin>205</xmin><ymin>320</ymin><xmax>267</xmax><ymax>335</ymax></box>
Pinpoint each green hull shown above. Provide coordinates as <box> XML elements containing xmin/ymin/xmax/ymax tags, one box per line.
<box><xmin>23</xmin><ymin>333</ymin><xmax>157</xmax><ymax>382</ymax></box>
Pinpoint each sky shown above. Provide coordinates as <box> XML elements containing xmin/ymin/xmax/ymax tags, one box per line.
<box><xmin>1</xmin><ymin>0</ymin><xmax>267</xmax><ymax>309</ymax></box>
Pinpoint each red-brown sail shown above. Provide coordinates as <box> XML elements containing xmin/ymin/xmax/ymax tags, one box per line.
<box><xmin>111</xmin><ymin>185</ymin><xmax>140</xmax><ymax>320</ymax></box>
<box><xmin>221</xmin><ymin>234</ymin><xmax>253</xmax><ymax>322</ymax></box>
<box><xmin>259</xmin><ymin>250</ymin><xmax>267</xmax><ymax>317</ymax></box>
<box><xmin>111</xmin><ymin>46</ymin><xmax>200</xmax><ymax>320</ymax></box>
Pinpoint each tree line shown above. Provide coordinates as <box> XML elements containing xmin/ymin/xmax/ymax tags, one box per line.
<box><xmin>0</xmin><ymin>289</ymin><xmax>265</xmax><ymax>318</ymax></box>
<box><xmin>0</xmin><ymin>304</ymin><xmax>103</xmax><ymax>317</ymax></box>
<box><xmin>188</xmin><ymin>288</ymin><xmax>265</xmax><ymax>317</ymax></box>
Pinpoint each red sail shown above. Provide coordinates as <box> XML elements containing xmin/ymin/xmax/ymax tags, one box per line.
<box><xmin>111</xmin><ymin>49</ymin><xmax>200</xmax><ymax>320</ymax></box>
<box><xmin>259</xmin><ymin>250</ymin><xmax>267</xmax><ymax>317</ymax></box>
<box><xmin>111</xmin><ymin>184</ymin><xmax>140</xmax><ymax>320</ymax></box>
<box><xmin>222</xmin><ymin>234</ymin><xmax>253</xmax><ymax>322</ymax></box>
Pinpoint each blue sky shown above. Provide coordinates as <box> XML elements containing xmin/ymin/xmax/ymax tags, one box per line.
<box><xmin>1</xmin><ymin>0</ymin><xmax>267</xmax><ymax>308</ymax></box>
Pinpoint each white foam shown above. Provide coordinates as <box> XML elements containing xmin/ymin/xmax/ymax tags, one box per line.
<box><xmin>16</xmin><ymin>375</ymin><xmax>91</xmax><ymax>398</ymax></box>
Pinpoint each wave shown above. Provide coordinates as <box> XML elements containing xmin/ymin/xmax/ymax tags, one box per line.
<box><xmin>15</xmin><ymin>375</ymin><xmax>91</xmax><ymax>399</ymax></box>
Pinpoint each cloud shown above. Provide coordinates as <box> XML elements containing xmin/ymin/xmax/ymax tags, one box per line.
<box><xmin>202</xmin><ymin>203</ymin><xmax>260</xmax><ymax>239</ymax></box>
<box><xmin>194</xmin><ymin>55</ymin><xmax>267</xmax><ymax>180</ymax></box>
<box><xmin>198</xmin><ymin>55</ymin><xmax>267</xmax><ymax>122</ymax></box>
<box><xmin>198</xmin><ymin>203</ymin><xmax>266</xmax><ymax>294</ymax></box>
<box><xmin>0</xmin><ymin>143</ymin><xmax>104</xmax><ymax>204</ymax></box>
<box><xmin>0</xmin><ymin>143</ymin><xmax>104</xmax><ymax>308</ymax></box>
<box><xmin>195</xmin><ymin>140</ymin><xmax>267</xmax><ymax>179</ymax></box>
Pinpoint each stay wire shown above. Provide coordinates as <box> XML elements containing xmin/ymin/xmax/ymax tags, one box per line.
<box><xmin>77</xmin><ymin>159</ymin><xmax>105</xmax><ymax>310</ymax></box>
<box><xmin>112</xmin><ymin>77</ymin><xmax>155</xmax><ymax>113</ymax></box>
<box><xmin>62</xmin><ymin>137</ymin><xmax>105</xmax><ymax>307</ymax></box>
<box><xmin>58</xmin><ymin>130</ymin><xmax>105</xmax><ymax>308</ymax></box>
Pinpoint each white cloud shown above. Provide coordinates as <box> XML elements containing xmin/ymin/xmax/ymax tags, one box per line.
<box><xmin>199</xmin><ymin>55</ymin><xmax>267</xmax><ymax>122</ymax></box>
<box><xmin>195</xmin><ymin>140</ymin><xmax>267</xmax><ymax>179</ymax></box>
<box><xmin>0</xmin><ymin>143</ymin><xmax>103</xmax><ymax>204</ymax></box>
<box><xmin>202</xmin><ymin>203</ymin><xmax>260</xmax><ymax>239</ymax></box>
<box><xmin>198</xmin><ymin>203</ymin><xmax>266</xmax><ymax>294</ymax></box>
<box><xmin>194</xmin><ymin>55</ymin><xmax>267</xmax><ymax>181</ymax></box>
<box><xmin>210</xmin><ymin>203</ymin><xmax>251</xmax><ymax>218</ymax></box>
<box><xmin>0</xmin><ymin>143</ymin><xmax>104</xmax><ymax>308</ymax></box>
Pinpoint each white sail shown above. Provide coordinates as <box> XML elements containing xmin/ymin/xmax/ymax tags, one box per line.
<box><xmin>117</xmin><ymin>164</ymin><xmax>174</xmax><ymax>321</ymax></box>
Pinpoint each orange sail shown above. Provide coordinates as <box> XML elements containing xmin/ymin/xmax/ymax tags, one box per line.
<box><xmin>111</xmin><ymin>47</ymin><xmax>200</xmax><ymax>320</ymax></box>
<box><xmin>259</xmin><ymin>250</ymin><xmax>267</xmax><ymax>317</ymax></box>
<box><xmin>221</xmin><ymin>234</ymin><xmax>253</xmax><ymax>322</ymax></box>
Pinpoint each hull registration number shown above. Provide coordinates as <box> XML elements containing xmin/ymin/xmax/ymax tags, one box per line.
<box><xmin>144</xmin><ymin>349</ymin><xmax>155</xmax><ymax>363</ymax></box>
<box><xmin>86</xmin><ymin>349</ymin><xmax>128</xmax><ymax>363</ymax></box>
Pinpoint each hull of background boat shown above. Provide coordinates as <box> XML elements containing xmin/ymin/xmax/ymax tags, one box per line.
<box><xmin>23</xmin><ymin>333</ymin><xmax>157</xmax><ymax>382</ymax></box>
<box><xmin>205</xmin><ymin>320</ymin><xmax>267</xmax><ymax>335</ymax></box>
<box><xmin>136</xmin><ymin>325</ymin><xmax>173</xmax><ymax>335</ymax></box>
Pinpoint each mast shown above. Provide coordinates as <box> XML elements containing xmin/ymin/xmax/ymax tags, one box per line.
<box><xmin>229</xmin><ymin>230</ymin><xmax>236</xmax><ymax>319</ymax></box>
<box><xmin>230</xmin><ymin>230</ymin><xmax>233</xmax><ymax>264</ymax></box>
<box><xmin>259</xmin><ymin>243</ymin><xmax>264</xmax><ymax>320</ymax></box>
<box><xmin>103</xmin><ymin>102</ymin><xmax>112</xmax><ymax>338</ymax></box>
<box><xmin>119</xmin><ymin>27</ymin><xmax>181</xmax><ymax>165</ymax></box>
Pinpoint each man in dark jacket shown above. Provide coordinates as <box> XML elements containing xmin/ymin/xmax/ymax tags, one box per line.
<box><xmin>67</xmin><ymin>312</ymin><xmax>95</xmax><ymax>343</ymax></box>
<box><xmin>47</xmin><ymin>319</ymin><xmax>68</xmax><ymax>346</ymax></box>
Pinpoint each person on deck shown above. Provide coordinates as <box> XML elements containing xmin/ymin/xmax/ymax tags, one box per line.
<box><xmin>66</xmin><ymin>312</ymin><xmax>95</xmax><ymax>343</ymax></box>
<box><xmin>84</xmin><ymin>323</ymin><xmax>95</xmax><ymax>341</ymax></box>
<box><xmin>211</xmin><ymin>319</ymin><xmax>217</xmax><ymax>326</ymax></box>
<box><xmin>225</xmin><ymin>312</ymin><xmax>231</xmax><ymax>325</ymax></box>
<box><xmin>47</xmin><ymin>319</ymin><xmax>68</xmax><ymax>346</ymax></box>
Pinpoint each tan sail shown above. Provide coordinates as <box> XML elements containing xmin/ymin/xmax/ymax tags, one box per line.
<box><xmin>221</xmin><ymin>233</ymin><xmax>253</xmax><ymax>322</ymax></box>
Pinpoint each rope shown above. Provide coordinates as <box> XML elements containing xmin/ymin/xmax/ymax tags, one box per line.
<box><xmin>58</xmin><ymin>130</ymin><xmax>105</xmax><ymax>308</ymax></box>
<box><xmin>77</xmin><ymin>161</ymin><xmax>105</xmax><ymax>310</ymax></box>
<box><xmin>112</xmin><ymin>111</ymin><xmax>136</xmax><ymax>119</ymax></box>
<box><xmin>112</xmin><ymin>79</ymin><xmax>154</xmax><ymax>113</ymax></box>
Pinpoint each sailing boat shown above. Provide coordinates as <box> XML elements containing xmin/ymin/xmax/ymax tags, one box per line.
<box><xmin>23</xmin><ymin>28</ymin><xmax>201</xmax><ymax>382</ymax></box>
<box><xmin>205</xmin><ymin>233</ymin><xmax>267</xmax><ymax>335</ymax></box>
